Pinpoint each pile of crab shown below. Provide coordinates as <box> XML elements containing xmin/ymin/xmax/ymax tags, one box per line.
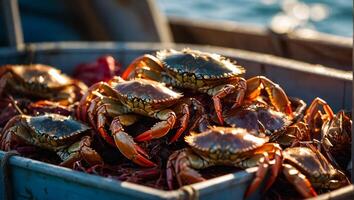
<box><xmin>0</xmin><ymin>49</ymin><xmax>351</xmax><ymax>199</ymax></box>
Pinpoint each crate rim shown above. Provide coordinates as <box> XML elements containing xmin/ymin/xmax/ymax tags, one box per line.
<box><xmin>0</xmin><ymin>41</ymin><xmax>351</xmax><ymax>82</ymax></box>
<box><xmin>0</xmin><ymin>151</ymin><xmax>257</xmax><ymax>199</ymax></box>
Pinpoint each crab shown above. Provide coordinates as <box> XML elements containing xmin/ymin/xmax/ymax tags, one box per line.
<box><xmin>220</xmin><ymin>96</ymin><xmax>306</xmax><ymax>139</ymax></box>
<box><xmin>0</xmin><ymin>113</ymin><xmax>102</xmax><ymax>168</ymax></box>
<box><xmin>302</xmin><ymin>98</ymin><xmax>352</xmax><ymax>171</ymax></box>
<box><xmin>122</xmin><ymin>48</ymin><xmax>247</xmax><ymax>125</ymax></box>
<box><xmin>280</xmin><ymin>144</ymin><xmax>350</xmax><ymax>198</ymax></box>
<box><xmin>0</xmin><ymin>64</ymin><xmax>87</xmax><ymax>105</ymax></box>
<box><xmin>77</xmin><ymin>77</ymin><xmax>204</xmax><ymax>167</ymax></box>
<box><xmin>166</xmin><ymin>126</ymin><xmax>283</xmax><ymax>198</ymax></box>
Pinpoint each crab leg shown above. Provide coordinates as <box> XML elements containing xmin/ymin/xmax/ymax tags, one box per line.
<box><xmin>95</xmin><ymin>100</ymin><xmax>131</xmax><ymax>147</ymax></box>
<box><xmin>246</xmin><ymin>76</ymin><xmax>293</xmax><ymax>116</ymax></box>
<box><xmin>304</xmin><ymin>97</ymin><xmax>334</xmax><ymax>125</ymax></box>
<box><xmin>0</xmin><ymin>115</ymin><xmax>27</xmax><ymax>150</ymax></box>
<box><xmin>170</xmin><ymin>97</ymin><xmax>209</xmax><ymax>143</ymax></box>
<box><xmin>77</xmin><ymin>82</ymin><xmax>120</xmax><ymax>122</ymax></box>
<box><xmin>134</xmin><ymin>109</ymin><xmax>176</xmax><ymax>142</ymax></box>
<box><xmin>282</xmin><ymin>163</ymin><xmax>318</xmax><ymax>198</ymax></box>
<box><xmin>169</xmin><ymin>102</ymin><xmax>189</xmax><ymax>143</ymax></box>
<box><xmin>243</xmin><ymin>153</ymin><xmax>271</xmax><ymax>198</ymax></box>
<box><xmin>207</xmin><ymin>78</ymin><xmax>247</xmax><ymax>125</ymax></box>
<box><xmin>166</xmin><ymin>149</ymin><xmax>207</xmax><ymax>189</ymax></box>
<box><xmin>243</xmin><ymin>143</ymin><xmax>283</xmax><ymax>198</ymax></box>
<box><xmin>122</xmin><ymin>54</ymin><xmax>165</xmax><ymax>80</ymax></box>
<box><xmin>110</xmin><ymin>116</ymin><xmax>156</xmax><ymax>167</ymax></box>
<box><xmin>58</xmin><ymin>136</ymin><xmax>103</xmax><ymax>168</ymax></box>
<box><xmin>88</xmin><ymin>96</ymin><xmax>129</xmax><ymax>129</ymax></box>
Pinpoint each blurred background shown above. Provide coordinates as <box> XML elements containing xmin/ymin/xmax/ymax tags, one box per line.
<box><xmin>159</xmin><ymin>0</ymin><xmax>352</xmax><ymax>37</ymax></box>
<box><xmin>1</xmin><ymin>0</ymin><xmax>351</xmax><ymax>44</ymax></box>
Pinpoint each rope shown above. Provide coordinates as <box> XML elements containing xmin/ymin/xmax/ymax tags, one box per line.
<box><xmin>1</xmin><ymin>150</ymin><xmax>19</xmax><ymax>200</ymax></box>
<box><xmin>179</xmin><ymin>185</ymin><xmax>199</xmax><ymax>200</ymax></box>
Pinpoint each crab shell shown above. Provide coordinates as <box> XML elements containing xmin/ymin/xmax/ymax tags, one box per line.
<box><xmin>2</xmin><ymin>64</ymin><xmax>76</xmax><ymax>90</ymax></box>
<box><xmin>223</xmin><ymin>101</ymin><xmax>292</xmax><ymax>135</ymax></box>
<box><xmin>185</xmin><ymin>127</ymin><xmax>269</xmax><ymax>163</ymax></box>
<box><xmin>156</xmin><ymin>49</ymin><xmax>245</xmax><ymax>87</ymax></box>
<box><xmin>283</xmin><ymin>147</ymin><xmax>336</xmax><ymax>185</ymax></box>
<box><xmin>112</xmin><ymin>78</ymin><xmax>183</xmax><ymax>113</ymax></box>
<box><xmin>25</xmin><ymin>114</ymin><xmax>90</xmax><ymax>150</ymax></box>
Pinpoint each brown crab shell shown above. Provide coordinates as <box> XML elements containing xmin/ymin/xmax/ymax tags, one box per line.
<box><xmin>4</xmin><ymin>64</ymin><xmax>74</xmax><ymax>89</ymax></box>
<box><xmin>113</xmin><ymin>78</ymin><xmax>183</xmax><ymax>109</ymax></box>
<box><xmin>185</xmin><ymin>127</ymin><xmax>269</xmax><ymax>161</ymax></box>
<box><xmin>26</xmin><ymin>113</ymin><xmax>90</xmax><ymax>148</ymax></box>
<box><xmin>156</xmin><ymin>49</ymin><xmax>245</xmax><ymax>81</ymax></box>
<box><xmin>223</xmin><ymin>102</ymin><xmax>292</xmax><ymax>136</ymax></box>
<box><xmin>283</xmin><ymin>147</ymin><xmax>336</xmax><ymax>178</ymax></box>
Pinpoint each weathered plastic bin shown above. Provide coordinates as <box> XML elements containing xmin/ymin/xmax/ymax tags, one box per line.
<box><xmin>0</xmin><ymin>42</ymin><xmax>352</xmax><ymax>200</ymax></box>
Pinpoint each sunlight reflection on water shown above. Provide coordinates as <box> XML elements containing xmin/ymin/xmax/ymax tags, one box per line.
<box><xmin>157</xmin><ymin>0</ymin><xmax>352</xmax><ymax>37</ymax></box>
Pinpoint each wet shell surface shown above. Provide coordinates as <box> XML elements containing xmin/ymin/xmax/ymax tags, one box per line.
<box><xmin>114</xmin><ymin>78</ymin><xmax>183</xmax><ymax>104</ymax></box>
<box><xmin>27</xmin><ymin>113</ymin><xmax>90</xmax><ymax>141</ymax></box>
<box><xmin>9</xmin><ymin>64</ymin><xmax>73</xmax><ymax>88</ymax></box>
<box><xmin>283</xmin><ymin>147</ymin><xmax>334</xmax><ymax>177</ymax></box>
<box><xmin>185</xmin><ymin>127</ymin><xmax>269</xmax><ymax>155</ymax></box>
<box><xmin>156</xmin><ymin>49</ymin><xmax>245</xmax><ymax>80</ymax></box>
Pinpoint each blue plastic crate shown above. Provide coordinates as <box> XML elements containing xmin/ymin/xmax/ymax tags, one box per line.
<box><xmin>0</xmin><ymin>42</ymin><xmax>352</xmax><ymax>200</ymax></box>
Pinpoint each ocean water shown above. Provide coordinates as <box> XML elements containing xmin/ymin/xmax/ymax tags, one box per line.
<box><xmin>157</xmin><ymin>0</ymin><xmax>352</xmax><ymax>37</ymax></box>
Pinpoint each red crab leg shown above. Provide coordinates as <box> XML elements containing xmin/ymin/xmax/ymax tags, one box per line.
<box><xmin>122</xmin><ymin>54</ymin><xmax>163</xmax><ymax>80</ymax></box>
<box><xmin>170</xmin><ymin>103</ymin><xmax>190</xmax><ymax>143</ymax></box>
<box><xmin>244</xmin><ymin>153</ymin><xmax>271</xmax><ymax>198</ymax></box>
<box><xmin>87</xmin><ymin>97</ymin><xmax>102</xmax><ymax>129</ymax></box>
<box><xmin>211</xmin><ymin>79</ymin><xmax>247</xmax><ymax>125</ymax></box>
<box><xmin>96</xmin><ymin>106</ymin><xmax>116</xmax><ymax>146</ymax></box>
<box><xmin>263</xmin><ymin>144</ymin><xmax>283</xmax><ymax>192</ymax></box>
<box><xmin>135</xmin><ymin>109</ymin><xmax>176</xmax><ymax>142</ymax></box>
<box><xmin>212</xmin><ymin>85</ymin><xmax>238</xmax><ymax>125</ymax></box>
<box><xmin>282</xmin><ymin>163</ymin><xmax>317</xmax><ymax>198</ymax></box>
<box><xmin>78</xmin><ymin>82</ymin><xmax>119</xmax><ymax>122</ymax></box>
<box><xmin>110</xmin><ymin>117</ymin><xmax>156</xmax><ymax>167</ymax></box>
<box><xmin>304</xmin><ymin>97</ymin><xmax>334</xmax><ymax>124</ymax></box>
<box><xmin>244</xmin><ymin>143</ymin><xmax>282</xmax><ymax>198</ymax></box>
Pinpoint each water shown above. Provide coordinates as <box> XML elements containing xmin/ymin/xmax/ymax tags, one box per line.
<box><xmin>157</xmin><ymin>0</ymin><xmax>352</xmax><ymax>37</ymax></box>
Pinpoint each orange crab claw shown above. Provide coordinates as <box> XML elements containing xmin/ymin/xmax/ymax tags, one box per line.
<box><xmin>135</xmin><ymin>110</ymin><xmax>176</xmax><ymax>142</ymax></box>
<box><xmin>263</xmin><ymin>145</ymin><xmax>283</xmax><ymax>192</ymax></box>
<box><xmin>169</xmin><ymin>103</ymin><xmax>190</xmax><ymax>143</ymax></box>
<box><xmin>134</xmin><ymin>121</ymin><xmax>173</xmax><ymax>142</ymax></box>
<box><xmin>244</xmin><ymin>154</ymin><xmax>270</xmax><ymax>199</ymax></box>
<box><xmin>111</xmin><ymin>117</ymin><xmax>156</xmax><ymax>167</ymax></box>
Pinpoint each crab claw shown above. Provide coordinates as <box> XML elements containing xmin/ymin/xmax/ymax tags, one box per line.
<box><xmin>246</xmin><ymin>76</ymin><xmax>293</xmax><ymax>117</ymax></box>
<box><xmin>134</xmin><ymin>109</ymin><xmax>176</xmax><ymax>142</ymax></box>
<box><xmin>59</xmin><ymin>136</ymin><xmax>103</xmax><ymax>168</ymax></box>
<box><xmin>111</xmin><ymin>117</ymin><xmax>156</xmax><ymax>167</ymax></box>
<box><xmin>244</xmin><ymin>143</ymin><xmax>283</xmax><ymax>199</ymax></box>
